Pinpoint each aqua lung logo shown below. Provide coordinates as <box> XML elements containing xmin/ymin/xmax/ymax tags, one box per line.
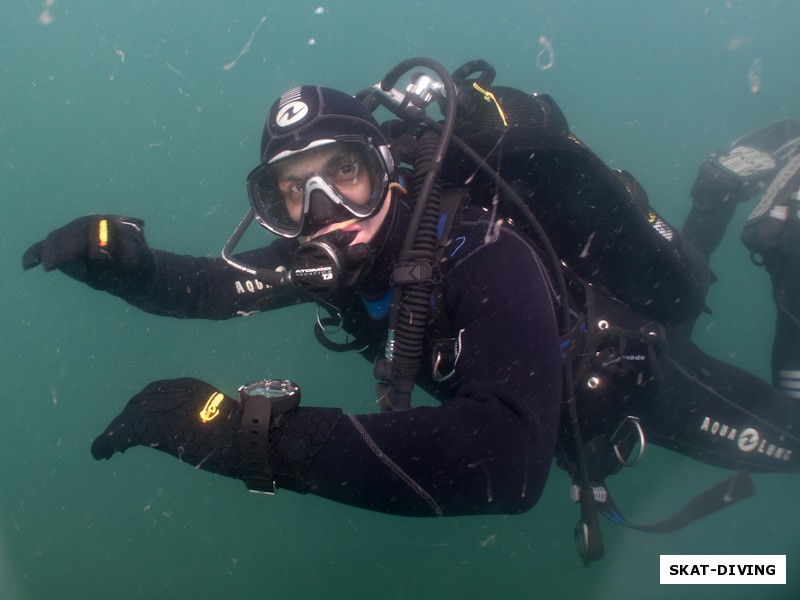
<box><xmin>699</xmin><ymin>417</ymin><xmax>793</xmax><ymax>462</ymax></box>
<box><xmin>274</xmin><ymin>88</ymin><xmax>312</xmax><ymax>128</ymax></box>
<box><xmin>234</xmin><ymin>278</ymin><xmax>271</xmax><ymax>294</ymax></box>
<box><xmin>276</xmin><ymin>101</ymin><xmax>309</xmax><ymax>127</ymax></box>
<box><xmin>737</xmin><ymin>428</ymin><xmax>760</xmax><ymax>452</ymax></box>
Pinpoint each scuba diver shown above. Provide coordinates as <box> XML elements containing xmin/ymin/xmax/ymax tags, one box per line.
<box><xmin>21</xmin><ymin>58</ymin><xmax>800</xmax><ymax>564</ymax></box>
<box><xmin>683</xmin><ymin>120</ymin><xmax>800</xmax><ymax>392</ymax></box>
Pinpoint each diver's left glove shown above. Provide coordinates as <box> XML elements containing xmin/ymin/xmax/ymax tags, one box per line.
<box><xmin>91</xmin><ymin>377</ymin><xmax>308</xmax><ymax>493</ymax></box>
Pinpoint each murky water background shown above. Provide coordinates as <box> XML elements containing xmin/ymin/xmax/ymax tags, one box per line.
<box><xmin>2</xmin><ymin>1</ymin><xmax>799</xmax><ymax>598</ymax></box>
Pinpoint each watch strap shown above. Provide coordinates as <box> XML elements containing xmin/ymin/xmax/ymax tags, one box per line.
<box><xmin>239</xmin><ymin>396</ymin><xmax>276</xmax><ymax>494</ymax></box>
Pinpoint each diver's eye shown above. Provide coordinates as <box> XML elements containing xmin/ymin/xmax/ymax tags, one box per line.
<box><xmin>280</xmin><ymin>179</ymin><xmax>304</xmax><ymax>195</ymax></box>
<box><xmin>288</xmin><ymin>181</ymin><xmax>305</xmax><ymax>194</ymax></box>
<box><xmin>338</xmin><ymin>163</ymin><xmax>357</xmax><ymax>176</ymax></box>
<box><xmin>329</xmin><ymin>160</ymin><xmax>360</xmax><ymax>184</ymax></box>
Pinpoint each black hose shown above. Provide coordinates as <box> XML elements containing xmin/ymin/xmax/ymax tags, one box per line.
<box><xmin>389</xmin><ymin>132</ymin><xmax>443</xmax><ymax>407</ymax></box>
<box><xmin>450</xmin><ymin>60</ymin><xmax>496</xmax><ymax>90</ymax></box>
<box><xmin>372</xmin><ymin>57</ymin><xmax>458</xmax><ymax>410</ymax></box>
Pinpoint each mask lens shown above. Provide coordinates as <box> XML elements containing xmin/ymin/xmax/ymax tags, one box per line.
<box><xmin>247</xmin><ymin>141</ymin><xmax>389</xmax><ymax>238</ymax></box>
<box><xmin>247</xmin><ymin>164</ymin><xmax>304</xmax><ymax>238</ymax></box>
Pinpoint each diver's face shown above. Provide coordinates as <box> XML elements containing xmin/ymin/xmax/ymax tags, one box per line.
<box><xmin>276</xmin><ymin>144</ymin><xmax>390</xmax><ymax>244</ymax></box>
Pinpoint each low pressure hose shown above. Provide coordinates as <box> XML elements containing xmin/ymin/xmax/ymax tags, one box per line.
<box><xmin>373</xmin><ymin>57</ymin><xmax>458</xmax><ymax>411</ymax></box>
<box><xmin>389</xmin><ymin>131</ymin><xmax>443</xmax><ymax>406</ymax></box>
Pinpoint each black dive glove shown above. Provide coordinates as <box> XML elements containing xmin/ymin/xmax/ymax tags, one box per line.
<box><xmin>91</xmin><ymin>378</ymin><xmax>245</xmax><ymax>476</ymax></box>
<box><xmin>22</xmin><ymin>215</ymin><xmax>155</xmax><ymax>295</ymax></box>
<box><xmin>692</xmin><ymin>120</ymin><xmax>800</xmax><ymax>210</ymax></box>
<box><xmin>91</xmin><ymin>377</ymin><xmax>305</xmax><ymax>493</ymax></box>
<box><xmin>690</xmin><ymin>157</ymin><xmax>755</xmax><ymax>210</ymax></box>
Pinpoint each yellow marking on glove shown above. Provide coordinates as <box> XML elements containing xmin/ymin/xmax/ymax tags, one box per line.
<box><xmin>199</xmin><ymin>392</ymin><xmax>225</xmax><ymax>423</ymax></box>
<box><xmin>98</xmin><ymin>219</ymin><xmax>109</xmax><ymax>247</ymax></box>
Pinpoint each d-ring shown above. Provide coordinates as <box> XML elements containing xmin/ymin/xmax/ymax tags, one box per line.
<box><xmin>316</xmin><ymin>304</ymin><xmax>343</xmax><ymax>335</ymax></box>
<box><xmin>432</xmin><ymin>351</ymin><xmax>456</xmax><ymax>382</ymax></box>
<box><xmin>611</xmin><ymin>416</ymin><xmax>646</xmax><ymax>467</ymax></box>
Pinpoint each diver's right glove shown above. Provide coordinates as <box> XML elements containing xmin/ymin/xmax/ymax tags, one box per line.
<box><xmin>91</xmin><ymin>377</ymin><xmax>317</xmax><ymax>494</ymax></box>
<box><xmin>90</xmin><ymin>377</ymin><xmax>245</xmax><ymax>474</ymax></box>
<box><xmin>22</xmin><ymin>215</ymin><xmax>155</xmax><ymax>295</ymax></box>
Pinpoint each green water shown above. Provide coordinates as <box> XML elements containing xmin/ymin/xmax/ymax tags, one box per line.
<box><xmin>2</xmin><ymin>0</ymin><xmax>799</xmax><ymax>598</ymax></box>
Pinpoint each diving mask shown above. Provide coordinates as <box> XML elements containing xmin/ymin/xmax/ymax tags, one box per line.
<box><xmin>247</xmin><ymin>139</ymin><xmax>392</xmax><ymax>239</ymax></box>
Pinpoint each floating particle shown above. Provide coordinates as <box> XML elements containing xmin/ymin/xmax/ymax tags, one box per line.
<box><xmin>223</xmin><ymin>15</ymin><xmax>268</xmax><ymax>71</ymax></box>
<box><xmin>38</xmin><ymin>0</ymin><xmax>57</xmax><ymax>23</ymax></box>
<box><xmin>38</xmin><ymin>0</ymin><xmax>56</xmax><ymax>25</ymax></box>
<box><xmin>308</xmin><ymin>38</ymin><xmax>316</xmax><ymax>45</ymax></box>
<box><xmin>726</xmin><ymin>36</ymin><xmax>749</xmax><ymax>51</ymax></box>
<box><xmin>748</xmin><ymin>58</ymin><xmax>762</xmax><ymax>94</ymax></box>
<box><xmin>303</xmin><ymin>7</ymin><xmax>326</xmax><ymax>28</ymax></box>
<box><xmin>535</xmin><ymin>35</ymin><xmax>554</xmax><ymax>71</ymax></box>
<box><xmin>115</xmin><ymin>49</ymin><xmax>125</xmax><ymax>63</ymax></box>
<box><xmin>165</xmin><ymin>61</ymin><xmax>191</xmax><ymax>82</ymax></box>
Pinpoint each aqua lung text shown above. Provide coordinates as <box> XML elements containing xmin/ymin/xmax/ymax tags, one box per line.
<box><xmin>699</xmin><ymin>416</ymin><xmax>792</xmax><ymax>462</ymax></box>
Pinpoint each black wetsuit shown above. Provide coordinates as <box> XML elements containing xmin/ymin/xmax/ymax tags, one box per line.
<box><xmin>684</xmin><ymin>190</ymin><xmax>800</xmax><ymax>390</ymax></box>
<box><xmin>120</xmin><ymin>201</ymin><xmax>563</xmax><ymax>516</ymax></box>
<box><xmin>111</xmin><ymin>198</ymin><xmax>800</xmax><ymax>518</ymax></box>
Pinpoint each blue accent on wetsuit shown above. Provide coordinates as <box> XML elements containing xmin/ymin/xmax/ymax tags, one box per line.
<box><xmin>360</xmin><ymin>287</ymin><xmax>394</xmax><ymax>320</ymax></box>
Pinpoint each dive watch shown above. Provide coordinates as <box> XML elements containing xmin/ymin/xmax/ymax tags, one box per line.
<box><xmin>237</xmin><ymin>379</ymin><xmax>301</xmax><ymax>494</ymax></box>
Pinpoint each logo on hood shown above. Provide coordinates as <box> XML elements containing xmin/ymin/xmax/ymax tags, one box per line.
<box><xmin>276</xmin><ymin>101</ymin><xmax>309</xmax><ymax>127</ymax></box>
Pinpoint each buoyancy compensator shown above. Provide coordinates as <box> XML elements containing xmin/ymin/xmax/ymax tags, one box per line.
<box><xmin>354</xmin><ymin>58</ymin><xmax>754</xmax><ymax>566</ymax></box>
<box><xmin>441</xmin><ymin>78</ymin><xmax>713</xmax><ymax>327</ymax></box>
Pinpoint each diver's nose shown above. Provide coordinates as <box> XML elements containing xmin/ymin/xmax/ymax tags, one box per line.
<box><xmin>302</xmin><ymin>189</ymin><xmax>351</xmax><ymax>235</ymax></box>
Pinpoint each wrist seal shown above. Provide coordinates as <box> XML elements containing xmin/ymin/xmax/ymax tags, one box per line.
<box><xmin>237</xmin><ymin>379</ymin><xmax>301</xmax><ymax>494</ymax></box>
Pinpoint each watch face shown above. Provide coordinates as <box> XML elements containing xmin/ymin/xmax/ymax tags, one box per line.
<box><xmin>242</xmin><ymin>379</ymin><xmax>298</xmax><ymax>399</ymax></box>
